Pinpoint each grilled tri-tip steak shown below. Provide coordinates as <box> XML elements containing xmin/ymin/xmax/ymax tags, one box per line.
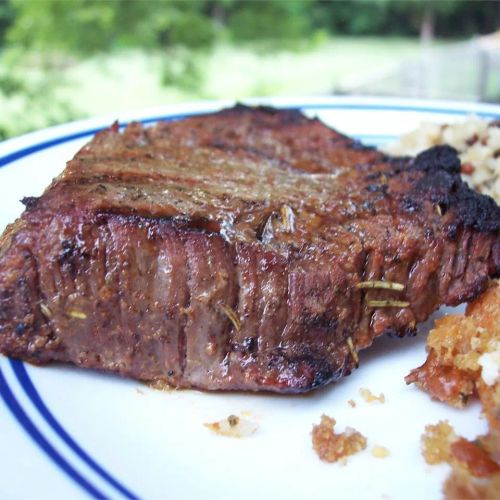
<box><xmin>0</xmin><ymin>105</ymin><xmax>499</xmax><ymax>392</ymax></box>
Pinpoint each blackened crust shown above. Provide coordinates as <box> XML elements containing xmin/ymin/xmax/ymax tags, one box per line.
<box><xmin>411</xmin><ymin>146</ymin><xmax>500</xmax><ymax>233</ymax></box>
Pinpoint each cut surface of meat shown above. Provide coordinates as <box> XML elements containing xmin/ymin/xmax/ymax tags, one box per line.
<box><xmin>0</xmin><ymin>105</ymin><xmax>499</xmax><ymax>392</ymax></box>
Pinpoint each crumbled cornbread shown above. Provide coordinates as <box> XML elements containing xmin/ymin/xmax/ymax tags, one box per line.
<box><xmin>312</xmin><ymin>415</ymin><xmax>367</xmax><ymax>463</ymax></box>
<box><xmin>407</xmin><ymin>281</ymin><xmax>500</xmax><ymax>431</ymax></box>
<box><xmin>414</xmin><ymin>282</ymin><xmax>500</xmax><ymax>498</ymax></box>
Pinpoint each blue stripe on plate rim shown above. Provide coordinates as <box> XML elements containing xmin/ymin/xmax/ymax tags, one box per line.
<box><xmin>0</xmin><ymin>362</ymin><xmax>108</xmax><ymax>499</ymax></box>
<box><xmin>1</xmin><ymin>100</ymin><xmax>499</xmax><ymax>169</ymax></box>
<box><xmin>11</xmin><ymin>359</ymin><xmax>138</xmax><ymax>500</ymax></box>
<box><xmin>0</xmin><ymin>99</ymin><xmax>499</xmax><ymax>498</ymax></box>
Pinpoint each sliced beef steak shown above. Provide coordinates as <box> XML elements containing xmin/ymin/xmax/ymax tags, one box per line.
<box><xmin>0</xmin><ymin>106</ymin><xmax>499</xmax><ymax>392</ymax></box>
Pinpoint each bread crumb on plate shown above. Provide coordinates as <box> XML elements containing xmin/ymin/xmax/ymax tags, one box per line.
<box><xmin>360</xmin><ymin>387</ymin><xmax>385</xmax><ymax>404</ymax></box>
<box><xmin>406</xmin><ymin>280</ymin><xmax>500</xmax><ymax>430</ymax></box>
<box><xmin>372</xmin><ymin>445</ymin><xmax>390</xmax><ymax>459</ymax></box>
<box><xmin>421</xmin><ymin>421</ymin><xmax>500</xmax><ymax>498</ymax></box>
<box><xmin>148</xmin><ymin>379</ymin><xmax>174</xmax><ymax>392</ymax></box>
<box><xmin>312</xmin><ymin>414</ymin><xmax>367</xmax><ymax>463</ymax></box>
<box><xmin>205</xmin><ymin>414</ymin><xmax>258</xmax><ymax>438</ymax></box>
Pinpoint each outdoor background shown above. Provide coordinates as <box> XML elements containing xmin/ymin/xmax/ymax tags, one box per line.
<box><xmin>0</xmin><ymin>0</ymin><xmax>499</xmax><ymax>139</ymax></box>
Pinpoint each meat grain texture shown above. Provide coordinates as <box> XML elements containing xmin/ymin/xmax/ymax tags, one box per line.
<box><xmin>0</xmin><ymin>105</ymin><xmax>499</xmax><ymax>392</ymax></box>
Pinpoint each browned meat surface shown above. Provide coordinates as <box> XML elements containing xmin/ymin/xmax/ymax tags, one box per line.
<box><xmin>0</xmin><ymin>105</ymin><xmax>499</xmax><ymax>392</ymax></box>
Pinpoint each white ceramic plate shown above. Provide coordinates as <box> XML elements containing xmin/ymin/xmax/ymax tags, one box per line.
<box><xmin>1</xmin><ymin>97</ymin><xmax>499</xmax><ymax>500</ymax></box>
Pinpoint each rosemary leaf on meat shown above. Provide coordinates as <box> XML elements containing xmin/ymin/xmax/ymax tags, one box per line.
<box><xmin>219</xmin><ymin>304</ymin><xmax>241</xmax><ymax>331</ymax></box>
<box><xmin>356</xmin><ymin>280</ymin><xmax>404</xmax><ymax>291</ymax></box>
<box><xmin>366</xmin><ymin>300</ymin><xmax>410</xmax><ymax>308</ymax></box>
<box><xmin>280</xmin><ymin>205</ymin><xmax>295</xmax><ymax>233</ymax></box>
<box><xmin>67</xmin><ymin>310</ymin><xmax>87</xmax><ymax>319</ymax></box>
<box><xmin>40</xmin><ymin>303</ymin><xmax>52</xmax><ymax>318</ymax></box>
<box><xmin>346</xmin><ymin>336</ymin><xmax>359</xmax><ymax>367</ymax></box>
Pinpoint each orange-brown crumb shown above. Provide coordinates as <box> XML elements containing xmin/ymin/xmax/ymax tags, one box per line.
<box><xmin>347</xmin><ymin>399</ymin><xmax>356</xmax><ymax>408</ymax></box>
<box><xmin>421</xmin><ymin>422</ymin><xmax>500</xmax><ymax>499</ymax></box>
<box><xmin>478</xmin><ymin>379</ymin><xmax>500</xmax><ymax>435</ymax></box>
<box><xmin>360</xmin><ymin>387</ymin><xmax>385</xmax><ymax>404</ymax></box>
<box><xmin>443</xmin><ymin>469</ymin><xmax>500</xmax><ymax>500</ymax></box>
<box><xmin>312</xmin><ymin>415</ymin><xmax>367</xmax><ymax>463</ymax></box>
<box><xmin>450</xmin><ymin>438</ymin><xmax>500</xmax><ymax>477</ymax></box>
<box><xmin>405</xmin><ymin>317</ymin><xmax>478</xmax><ymax>407</ymax></box>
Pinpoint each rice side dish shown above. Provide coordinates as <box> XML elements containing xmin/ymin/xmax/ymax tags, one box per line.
<box><xmin>383</xmin><ymin>116</ymin><xmax>500</xmax><ymax>204</ymax></box>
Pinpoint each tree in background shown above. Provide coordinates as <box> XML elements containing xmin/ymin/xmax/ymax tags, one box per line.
<box><xmin>0</xmin><ymin>0</ymin><xmax>13</xmax><ymax>45</ymax></box>
<box><xmin>310</xmin><ymin>0</ymin><xmax>500</xmax><ymax>40</ymax></box>
<box><xmin>0</xmin><ymin>0</ymin><xmax>499</xmax><ymax>138</ymax></box>
<box><xmin>4</xmin><ymin>0</ymin><xmax>500</xmax><ymax>55</ymax></box>
<box><xmin>6</xmin><ymin>0</ymin><xmax>217</xmax><ymax>53</ymax></box>
<box><xmin>226</xmin><ymin>0</ymin><xmax>311</xmax><ymax>43</ymax></box>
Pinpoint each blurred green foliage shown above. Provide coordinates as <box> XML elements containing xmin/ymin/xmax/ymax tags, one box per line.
<box><xmin>0</xmin><ymin>0</ymin><xmax>13</xmax><ymax>45</ymax></box>
<box><xmin>310</xmin><ymin>0</ymin><xmax>494</xmax><ymax>37</ymax></box>
<box><xmin>0</xmin><ymin>0</ymin><xmax>498</xmax><ymax>138</ymax></box>
<box><xmin>3</xmin><ymin>0</ymin><xmax>499</xmax><ymax>54</ymax></box>
<box><xmin>5</xmin><ymin>0</ymin><xmax>220</xmax><ymax>53</ymax></box>
<box><xmin>226</xmin><ymin>1</ymin><xmax>311</xmax><ymax>42</ymax></box>
<box><xmin>3</xmin><ymin>0</ymin><xmax>496</xmax><ymax>93</ymax></box>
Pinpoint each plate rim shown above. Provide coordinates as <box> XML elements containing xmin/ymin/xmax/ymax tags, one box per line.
<box><xmin>1</xmin><ymin>95</ymin><xmax>500</xmax><ymax>163</ymax></box>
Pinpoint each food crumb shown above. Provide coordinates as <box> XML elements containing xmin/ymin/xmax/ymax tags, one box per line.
<box><xmin>205</xmin><ymin>414</ymin><xmax>258</xmax><ymax>438</ymax></box>
<box><xmin>360</xmin><ymin>387</ymin><xmax>385</xmax><ymax>404</ymax></box>
<box><xmin>478</xmin><ymin>347</ymin><xmax>500</xmax><ymax>386</ymax></box>
<box><xmin>311</xmin><ymin>414</ymin><xmax>367</xmax><ymax>463</ymax></box>
<box><xmin>227</xmin><ymin>414</ymin><xmax>239</xmax><ymax>427</ymax></box>
<box><xmin>347</xmin><ymin>399</ymin><xmax>356</xmax><ymax>408</ymax></box>
<box><xmin>372</xmin><ymin>445</ymin><xmax>390</xmax><ymax>458</ymax></box>
<box><xmin>148</xmin><ymin>379</ymin><xmax>173</xmax><ymax>392</ymax></box>
<box><xmin>444</xmin><ymin>469</ymin><xmax>500</xmax><ymax>500</ymax></box>
<box><xmin>421</xmin><ymin>421</ymin><xmax>456</xmax><ymax>465</ymax></box>
<box><xmin>421</xmin><ymin>420</ymin><xmax>500</xmax><ymax>498</ymax></box>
